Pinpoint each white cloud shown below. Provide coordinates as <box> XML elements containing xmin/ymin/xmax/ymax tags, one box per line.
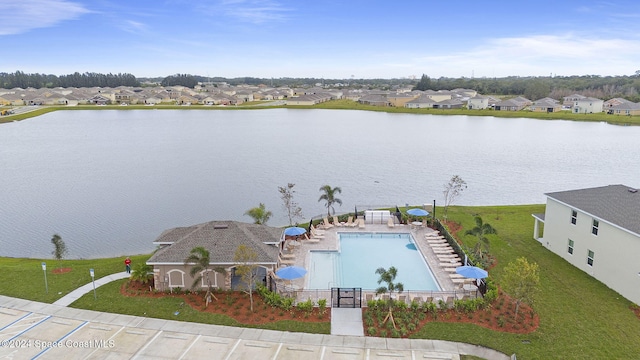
<box><xmin>0</xmin><ymin>0</ymin><xmax>91</xmax><ymax>35</ymax></box>
<box><xmin>215</xmin><ymin>0</ymin><xmax>291</xmax><ymax>24</ymax></box>
<box><xmin>409</xmin><ymin>33</ymin><xmax>640</xmax><ymax>77</ymax></box>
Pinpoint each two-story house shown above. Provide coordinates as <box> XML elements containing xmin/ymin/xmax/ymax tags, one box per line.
<box><xmin>532</xmin><ymin>185</ymin><xmax>640</xmax><ymax>304</ymax></box>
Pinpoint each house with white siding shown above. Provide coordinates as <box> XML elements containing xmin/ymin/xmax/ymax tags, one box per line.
<box><xmin>532</xmin><ymin>184</ymin><xmax>640</xmax><ymax>305</ymax></box>
<box><xmin>572</xmin><ymin>97</ymin><xmax>604</xmax><ymax>114</ymax></box>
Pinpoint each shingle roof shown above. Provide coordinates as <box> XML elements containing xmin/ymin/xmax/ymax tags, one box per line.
<box><xmin>147</xmin><ymin>221</ymin><xmax>281</xmax><ymax>264</ymax></box>
<box><xmin>545</xmin><ymin>184</ymin><xmax>640</xmax><ymax>236</ymax></box>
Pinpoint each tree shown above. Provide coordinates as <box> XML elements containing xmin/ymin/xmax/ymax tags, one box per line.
<box><xmin>51</xmin><ymin>234</ymin><xmax>67</xmax><ymax>269</ymax></box>
<box><xmin>318</xmin><ymin>185</ymin><xmax>342</xmax><ymax>217</ymax></box>
<box><xmin>130</xmin><ymin>263</ymin><xmax>153</xmax><ymax>285</ymax></box>
<box><xmin>234</xmin><ymin>244</ymin><xmax>259</xmax><ymax>312</ymax></box>
<box><xmin>184</xmin><ymin>246</ymin><xmax>218</xmax><ymax>306</ymax></box>
<box><xmin>443</xmin><ymin>175</ymin><xmax>467</xmax><ymax>218</ymax></box>
<box><xmin>244</xmin><ymin>203</ymin><xmax>272</xmax><ymax>225</ymax></box>
<box><xmin>502</xmin><ymin>257</ymin><xmax>540</xmax><ymax>319</ymax></box>
<box><xmin>375</xmin><ymin>266</ymin><xmax>404</xmax><ymax>329</ymax></box>
<box><xmin>278</xmin><ymin>183</ymin><xmax>303</xmax><ymax>226</ymax></box>
<box><xmin>464</xmin><ymin>216</ymin><xmax>497</xmax><ymax>266</ymax></box>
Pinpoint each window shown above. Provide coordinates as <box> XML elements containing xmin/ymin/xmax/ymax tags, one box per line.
<box><xmin>570</xmin><ymin>210</ymin><xmax>577</xmax><ymax>225</ymax></box>
<box><xmin>568</xmin><ymin>239</ymin><xmax>574</xmax><ymax>254</ymax></box>
<box><xmin>587</xmin><ymin>250</ymin><xmax>594</xmax><ymax>266</ymax></box>
<box><xmin>592</xmin><ymin>219</ymin><xmax>599</xmax><ymax>235</ymax></box>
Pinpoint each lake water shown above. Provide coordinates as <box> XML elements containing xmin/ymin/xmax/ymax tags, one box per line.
<box><xmin>1</xmin><ymin>109</ymin><xmax>639</xmax><ymax>259</ymax></box>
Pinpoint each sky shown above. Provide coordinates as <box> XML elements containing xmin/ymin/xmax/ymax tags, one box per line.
<box><xmin>1</xmin><ymin>0</ymin><xmax>640</xmax><ymax>79</ymax></box>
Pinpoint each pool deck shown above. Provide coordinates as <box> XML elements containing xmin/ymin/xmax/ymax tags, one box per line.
<box><xmin>278</xmin><ymin>222</ymin><xmax>477</xmax><ymax>304</ymax></box>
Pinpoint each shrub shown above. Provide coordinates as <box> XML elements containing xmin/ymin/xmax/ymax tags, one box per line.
<box><xmin>317</xmin><ymin>298</ymin><xmax>327</xmax><ymax>315</ymax></box>
<box><xmin>367</xmin><ymin>327</ymin><xmax>377</xmax><ymax>336</ymax></box>
<box><xmin>297</xmin><ymin>299</ymin><xmax>314</xmax><ymax>314</ymax></box>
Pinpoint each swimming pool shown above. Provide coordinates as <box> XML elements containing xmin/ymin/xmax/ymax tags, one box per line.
<box><xmin>307</xmin><ymin>232</ymin><xmax>441</xmax><ymax>290</ymax></box>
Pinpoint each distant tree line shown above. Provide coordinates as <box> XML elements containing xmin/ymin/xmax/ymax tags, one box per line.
<box><xmin>0</xmin><ymin>71</ymin><xmax>140</xmax><ymax>89</ymax></box>
<box><xmin>414</xmin><ymin>73</ymin><xmax>640</xmax><ymax>102</ymax></box>
<box><xmin>160</xmin><ymin>74</ymin><xmax>199</xmax><ymax>88</ymax></box>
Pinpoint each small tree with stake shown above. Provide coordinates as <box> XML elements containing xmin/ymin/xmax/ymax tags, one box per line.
<box><xmin>375</xmin><ymin>266</ymin><xmax>404</xmax><ymax>330</ymax></box>
<box><xmin>502</xmin><ymin>257</ymin><xmax>540</xmax><ymax>320</ymax></box>
<box><xmin>51</xmin><ymin>234</ymin><xmax>67</xmax><ymax>269</ymax></box>
<box><xmin>279</xmin><ymin>183</ymin><xmax>304</xmax><ymax>226</ymax></box>
<box><xmin>234</xmin><ymin>244</ymin><xmax>259</xmax><ymax>312</ymax></box>
<box><xmin>443</xmin><ymin>175</ymin><xmax>467</xmax><ymax>219</ymax></box>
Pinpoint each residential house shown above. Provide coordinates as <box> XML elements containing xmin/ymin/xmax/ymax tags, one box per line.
<box><xmin>358</xmin><ymin>94</ymin><xmax>390</xmax><ymax>106</ymax></box>
<box><xmin>603</xmin><ymin>97</ymin><xmax>633</xmax><ymax>110</ymax></box>
<box><xmin>405</xmin><ymin>95</ymin><xmax>437</xmax><ymax>109</ymax></box>
<box><xmin>563</xmin><ymin>94</ymin><xmax>586</xmax><ymax>104</ymax></box>
<box><xmin>147</xmin><ymin>221</ymin><xmax>282</xmax><ymax>291</ymax></box>
<box><xmin>573</xmin><ymin>97</ymin><xmax>604</xmax><ymax>114</ymax></box>
<box><xmin>494</xmin><ymin>98</ymin><xmax>526</xmax><ymax>111</ymax></box>
<box><xmin>387</xmin><ymin>93</ymin><xmax>420</xmax><ymax>107</ymax></box>
<box><xmin>608</xmin><ymin>101</ymin><xmax>640</xmax><ymax>116</ymax></box>
<box><xmin>286</xmin><ymin>92</ymin><xmax>332</xmax><ymax>105</ymax></box>
<box><xmin>423</xmin><ymin>90</ymin><xmax>453</xmax><ymax>102</ymax></box>
<box><xmin>467</xmin><ymin>95</ymin><xmax>490</xmax><ymax>110</ymax></box>
<box><xmin>532</xmin><ymin>184</ymin><xmax>640</xmax><ymax>305</ymax></box>
<box><xmin>530</xmin><ymin>97</ymin><xmax>562</xmax><ymax>113</ymax></box>
<box><xmin>433</xmin><ymin>98</ymin><xmax>463</xmax><ymax>109</ymax></box>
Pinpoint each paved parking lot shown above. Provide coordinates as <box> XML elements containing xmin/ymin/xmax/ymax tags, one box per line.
<box><xmin>0</xmin><ymin>295</ymin><xmax>508</xmax><ymax>360</ymax></box>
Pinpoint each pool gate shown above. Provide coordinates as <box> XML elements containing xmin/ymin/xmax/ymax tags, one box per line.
<box><xmin>331</xmin><ymin>287</ymin><xmax>362</xmax><ymax>308</ymax></box>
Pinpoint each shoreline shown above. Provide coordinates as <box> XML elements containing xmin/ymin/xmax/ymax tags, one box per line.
<box><xmin>2</xmin><ymin>100</ymin><xmax>639</xmax><ymax>126</ymax></box>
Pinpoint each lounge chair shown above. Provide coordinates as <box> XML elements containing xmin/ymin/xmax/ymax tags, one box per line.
<box><xmin>345</xmin><ymin>216</ymin><xmax>353</xmax><ymax>227</ymax></box>
<box><xmin>304</xmin><ymin>234</ymin><xmax>320</xmax><ymax>243</ymax></box>
<box><xmin>358</xmin><ymin>218</ymin><xmax>365</xmax><ymax>229</ymax></box>
<box><xmin>349</xmin><ymin>218</ymin><xmax>359</xmax><ymax>227</ymax></box>
<box><xmin>280</xmin><ymin>253</ymin><xmax>295</xmax><ymax>259</ymax></box>
<box><xmin>310</xmin><ymin>224</ymin><xmax>325</xmax><ymax>234</ymax></box>
<box><xmin>333</xmin><ymin>216</ymin><xmax>343</xmax><ymax>227</ymax></box>
<box><xmin>310</xmin><ymin>230</ymin><xmax>325</xmax><ymax>239</ymax></box>
<box><xmin>322</xmin><ymin>217</ymin><xmax>334</xmax><ymax>229</ymax></box>
<box><xmin>440</xmin><ymin>262</ymin><xmax>462</xmax><ymax>267</ymax></box>
<box><xmin>387</xmin><ymin>218</ymin><xmax>395</xmax><ymax>228</ymax></box>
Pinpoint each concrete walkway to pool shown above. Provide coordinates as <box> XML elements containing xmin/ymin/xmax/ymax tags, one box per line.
<box><xmin>52</xmin><ymin>271</ymin><xmax>131</xmax><ymax>306</ymax></box>
<box><xmin>0</xmin><ymin>295</ymin><xmax>511</xmax><ymax>360</ymax></box>
<box><xmin>331</xmin><ymin>308</ymin><xmax>364</xmax><ymax>336</ymax></box>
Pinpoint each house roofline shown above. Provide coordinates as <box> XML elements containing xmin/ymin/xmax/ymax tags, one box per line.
<box><xmin>546</xmin><ymin>196</ymin><xmax>640</xmax><ymax>238</ymax></box>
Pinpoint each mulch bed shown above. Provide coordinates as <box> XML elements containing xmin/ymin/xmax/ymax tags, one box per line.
<box><xmin>363</xmin><ymin>292</ymin><xmax>539</xmax><ymax>338</ymax></box>
<box><xmin>121</xmin><ymin>281</ymin><xmax>329</xmax><ymax>325</ymax></box>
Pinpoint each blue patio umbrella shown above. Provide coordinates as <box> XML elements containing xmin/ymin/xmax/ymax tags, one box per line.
<box><xmin>407</xmin><ymin>208</ymin><xmax>430</xmax><ymax>216</ymax></box>
<box><xmin>275</xmin><ymin>266</ymin><xmax>307</xmax><ymax>280</ymax></box>
<box><xmin>284</xmin><ymin>227</ymin><xmax>306</xmax><ymax>236</ymax></box>
<box><xmin>455</xmin><ymin>266</ymin><xmax>488</xmax><ymax>279</ymax></box>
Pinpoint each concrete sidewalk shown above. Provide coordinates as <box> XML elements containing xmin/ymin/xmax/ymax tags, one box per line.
<box><xmin>52</xmin><ymin>271</ymin><xmax>131</xmax><ymax>306</ymax></box>
<box><xmin>0</xmin><ymin>295</ymin><xmax>511</xmax><ymax>360</ymax></box>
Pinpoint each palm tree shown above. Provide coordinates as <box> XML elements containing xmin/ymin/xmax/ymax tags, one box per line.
<box><xmin>318</xmin><ymin>185</ymin><xmax>342</xmax><ymax>217</ymax></box>
<box><xmin>130</xmin><ymin>263</ymin><xmax>153</xmax><ymax>285</ymax></box>
<box><xmin>244</xmin><ymin>203</ymin><xmax>272</xmax><ymax>225</ymax></box>
<box><xmin>464</xmin><ymin>216</ymin><xmax>497</xmax><ymax>265</ymax></box>
<box><xmin>184</xmin><ymin>246</ymin><xmax>218</xmax><ymax>305</ymax></box>
<box><xmin>375</xmin><ymin>266</ymin><xmax>404</xmax><ymax>329</ymax></box>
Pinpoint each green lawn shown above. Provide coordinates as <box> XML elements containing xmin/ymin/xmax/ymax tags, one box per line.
<box><xmin>0</xmin><ymin>255</ymin><xmax>149</xmax><ymax>303</ymax></box>
<box><xmin>413</xmin><ymin>205</ymin><xmax>640</xmax><ymax>359</ymax></box>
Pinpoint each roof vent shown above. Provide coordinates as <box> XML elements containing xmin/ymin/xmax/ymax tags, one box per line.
<box><xmin>213</xmin><ymin>224</ymin><xmax>228</xmax><ymax>229</ymax></box>
<box><xmin>629</xmin><ymin>188</ymin><xmax>638</xmax><ymax>193</ymax></box>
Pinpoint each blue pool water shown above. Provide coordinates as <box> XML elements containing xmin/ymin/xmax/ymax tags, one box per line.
<box><xmin>307</xmin><ymin>233</ymin><xmax>441</xmax><ymax>290</ymax></box>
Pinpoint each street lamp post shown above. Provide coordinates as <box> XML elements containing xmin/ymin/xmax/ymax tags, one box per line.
<box><xmin>42</xmin><ymin>262</ymin><xmax>48</xmax><ymax>294</ymax></box>
<box><xmin>90</xmin><ymin>268</ymin><xmax>96</xmax><ymax>300</ymax></box>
